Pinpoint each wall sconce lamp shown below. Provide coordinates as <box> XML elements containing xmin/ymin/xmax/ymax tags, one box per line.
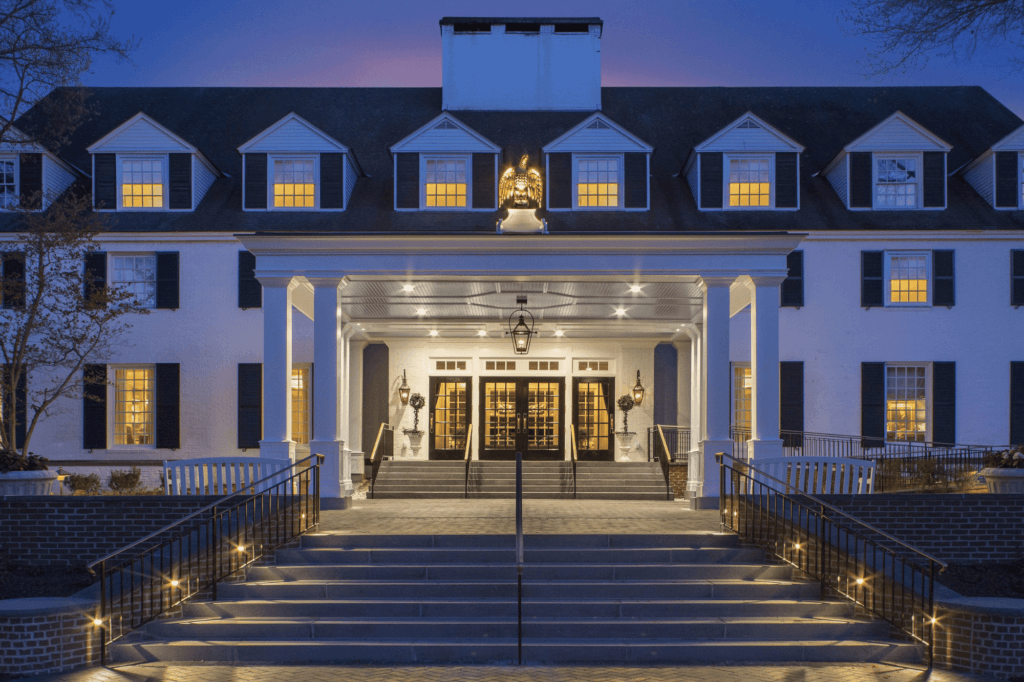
<box><xmin>399</xmin><ymin>370</ymin><xmax>411</xmax><ymax>405</ymax></box>
<box><xmin>632</xmin><ymin>370</ymin><xmax>646</xmax><ymax>406</ymax></box>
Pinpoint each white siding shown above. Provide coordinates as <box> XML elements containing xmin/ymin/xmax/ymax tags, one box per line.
<box><xmin>392</xmin><ymin>125</ymin><xmax>497</xmax><ymax>153</ymax></box>
<box><xmin>697</xmin><ymin>127</ymin><xmax>798</xmax><ymax>153</ymax></box>
<box><xmin>91</xmin><ymin>118</ymin><xmax>191</xmax><ymax>153</ymax></box>
<box><xmin>963</xmin><ymin>154</ymin><xmax>995</xmax><ymax>206</ymax></box>
<box><xmin>545</xmin><ymin>127</ymin><xmax>648</xmax><ymax>153</ymax></box>
<box><xmin>826</xmin><ymin>154</ymin><xmax>849</xmax><ymax>206</ymax></box>
<box><xmin>41</xmin><ymin>155</ymin><xmax>77</xmax><ymax>203</ymax></box>
<box><xmin>193</xmin><ymin>156</ymin><xmax>217</xmax><ymax>209</ymax></box>
<box><xmin>993</xmin><ymin>125</ymin><xmax>1024</xmax><ymax>150</ymax></box>
<box><xmin>343</xmin><ymin>154</ymin><xmax>358</xmax><ymax>206</ymax></box>
<box><xmin>685</xmin><ymin>156</ymin><xmax>700</xmax><ymax>207</ymax></box>
<box><xmin>848</xmin><ymin>117</ymin><xmax>945</xmax><ymax>151</ymax></box>
<box><xmin>243</xmin><ymin>118</ymin><xmax>345</xmax><ymax>153</ymax></box>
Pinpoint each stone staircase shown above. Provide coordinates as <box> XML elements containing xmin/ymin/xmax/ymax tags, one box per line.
<box><xmin>371</xmin><ymin>460</ymin><xmax>673</xmax><ymax>501</ymax></box>
<box><xmin>111</xmin><ymin>532</ymin><xmax>922</xmax><ymax>665</ymax></box>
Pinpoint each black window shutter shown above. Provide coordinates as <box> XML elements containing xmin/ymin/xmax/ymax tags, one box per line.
<box><xmin>781</xmin><ymin>250</ymin><xmax>803</xmax><ymax>307</ymax></box>
<box><xmin>320</xmin><ymin>153</ymin><xmax>345</xmax><ymax>209</ymax></box>
<box><xmin>14</xmin><ymin>369</ymin><xmax>26</xmax><ymax>449</ymax></box>
<box><xmin>238</xmin><ymin>363</ymin><xmax>262</xmax><ymax>449</ymax></box>
<box><xmin>155</xmin><ymin>252</ymin><xmax>179</xmax><ymax>310</ymax></box>
<box><xmin>155</xmin><ymin>363</ymin><xmax>180</xmax><ymax>449</ymax></box>
<box><xmin>168</xmin><ymin>153</ymin><xmax>192</xmax><ymax>209</ymax></box>
<box><xmin>83</xmin><ymin>364</ymin><xmax>107</xmax><ymax>449</ymax></box>
<box><xmin>547</xmin><ymin>153</ymin><xmax>572</xmax><ymax>209</ymax></box>
<box><xmin>699</xmin><ymin>152</ymin><xmax>723</xmax><ymax>209</ymax></box>
<box><xmin>849</xmin><ymin>152</ymin><xmax>872</xmax><ymax>208</ymax></box>
<box><xmin>238</xmin><ymin>250</ymin><xmax>262</xmax><ymax>309</ymax></box>
<box><xmin>472</xmin><ymin>153</ymin><xmax>495</xmax><ymax>209</ymax></box>
<box><xmin>774</xmin><ymin>152</ymin><xmax>798</xmax><ymax>208</ymax></box>
<box><xmin>2</xmin><ymin>252</ymin><xmax>26</xmax><ymax>309</ymax></box>
<box><xmin>779</xmin><ymin>361</ymin><xmax>804</xmax><ymax>447</ymax></box>
<box><xmin>624</xmin><ymin>153</ymin><xmax>647</xmax><ymax>208</ymax></box>
<box><xmin>395</xmin><ymin>153</ymin><xmax>419</xmax><ymax>209</ymax></box>
<box><xmin>922</xmin><ymin>152</ymin><xmax>946</xmax><ymax>208</ymax></box>
<box><xmin>861</xmin><ymin>362</ymin><xmax>885</xmax><ymax>448</ymax></box>
<box><xmin>932</xmin><ymin>362</ymin><xmax>955</xmax><ymax>445</ymax></box>
<box><xmin>93</xmin><ymin>154</ymin><xmax>116</xmax><ymax>209</ymax></box>
<box><xmin>19</xmin><ymin>154</ymin><xmax>42</xmax><ymax>209</ymax></box>
<box><xmin>84</xmin><ymin>252</ymin><xmax>106</xmax><ymax>307</ymax></box>
<box><xmin>1012</xmin><ymin>250</ymin><xmax>1024</xmax><ymax>307</ymax></box>
<box><xmin>932</xmin><ymin>250</ymin><xmax>955</xmax><ymax>307</ymax></box>
<box><xmin>1011</xmin><ymin>362</ymin><xmax>1024</xmax><ymax>445</ymax></box>
<box><xmin>861</xmin><ymin>251</ymin><xmax>884</xmax><ymax>307</ymax></box>
<box><xmin>995</xmin><ymin>152</ymin><xmax>1019</xmax><ymax>208</ymax></box>
<box><xmin>244</xmin><ymin>153</ymin><xmax>267</xmax><ymax>209</ymax></box>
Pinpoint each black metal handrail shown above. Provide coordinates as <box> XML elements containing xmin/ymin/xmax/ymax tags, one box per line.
<box><xmin>89</xmin><ymin>453</ymin><xmax>323</xmax><ymax>664</ymax></box>
<box><xmin>569</xmin><ymin>424</ymin><xmax>578</xmax><ymax>499</ymax></box>
<box><xmin>463</xmin><ymin>423</ymin><xmax>473</xmax><ymax>499</ymax></box>
<box><xmin>368</xmin><ymin>423</ymin><xmax>394</xmax><ymax>499</ymax></box>
<box><xmin>654</xmin><ymin>425</ymin><xmax>674</xmax><ymax>501</ymax></box>
<box><xmin>647</xmin><ymin>425</ymin><xmax>690</xmax><ymax>463</ymax></box>
<box><xmin>515</xmin><ymin>450</ymin><xmax>523</xmax><ymax>666</ymax></box>
<box><xmin>717</xmin><ymin>451</ymin><xmax>944</xmax><ymax>665</ymax></box>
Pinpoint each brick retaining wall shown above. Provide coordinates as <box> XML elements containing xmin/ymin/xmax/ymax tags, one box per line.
<box><xmin>0</xmin><ymin>598</ymin><xmax>99</xmax><ymax>677</ymax></box>
<box><xmin>934</xmin><ymin>599</ymin><xmax>1024</xmax><ymax>679</ymax></box>
<box><xmin>668</xmin><ymin>462</ymin><xmax>687</xmax><ymax>498</ymax></box>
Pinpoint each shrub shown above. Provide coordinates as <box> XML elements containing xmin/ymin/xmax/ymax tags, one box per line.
<box><xmin>65</xmin><ymin>473</ymin><xmax>101</xmax><ymax>495</ymax></box>
<box><xmin>108</xmin><ymin>466</ymin><xmax>144</xmax><ymax>494</ymax></box>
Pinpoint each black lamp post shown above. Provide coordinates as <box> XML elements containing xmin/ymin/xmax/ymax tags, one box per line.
<box><xmin>508</xmin><ymin>295</ymin><xmax>534</xmax><ymax>355</ymax></box>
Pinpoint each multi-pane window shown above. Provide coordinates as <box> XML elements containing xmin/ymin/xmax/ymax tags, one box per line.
<box><xmin>114</xmin><ymin>367</ymin><xmax>154</xmax><ymax>446</ymax></box>
<box><xmin>876</xmin><ymin>158</ymin><xmax>917</xmax><ymax>208</ymax></box>
<box><xmin>291</xmin><ymin>367</ymin><xmax>310</xmax><ymax>445</ymax></box>
<box><xmin>733</xmin><ymin>365</ymin><xmax>752</xmax><ymax>432</ymax></box>
<box><xmin>273</xmin><ymin>158</ymin><xmax>315</xmax><ymax>208</ymax></box>
<box><xmin>886</xmin><ymin>365</ymin><xmax>927</xmax><ymax>442</ymax></box>
<box><xmin>121</xmin><ymin>158</ymin><xmax>164</xmax><ymax>208</ymax></box>
<box><xmin>888</xmin><ymin>253</ymin><xmax>929</xmax><ymax>304</ymax></box>
<box><xmin>576</xmin><ymin>157</ymin><xmax>619</xmax><ymax>207</ymax></box>
<box><xmin>728</xmin><ymin>157</ymin><xmax>771</xmax><ymax>207</ymax></box>
<box><xmin>0</xmin><ymin>158</ymin><xmax>16</xmax><ymax>209</ymax></box>
<box><xmin>425</xmin><ymin>158</ymin><xmax>467</xmax><ymax>207</ymax></box>
<box><xmin>112</xmin><ymin>255</ymin><xmax>156</xmax><ymax>308</ymax></box>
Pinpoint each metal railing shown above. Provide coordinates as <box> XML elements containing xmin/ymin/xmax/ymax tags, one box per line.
<box><xmin>569</xmin><ymin>424</ymin><xmax>578</xmax><ymax>499</ymax></box>
<box><xmin>717</xmin><ymin>451</ymin><xmax>945</xmax><ymax>665</ymax></box>
<box><xmin>463</xmin><ymin>423</ymin><xmax>474</xmax><ymax>499</ymax></box>
<box><xmin>88</xmin><ymin>453</ymin><xmax>323</xmax><ymax>664</ymax></box>
<box><xmin>652</xmin><ymin>425</ymin><xmax>675</xmax><ymax>501</ymax></box>
<box><xmin>647</xmin><ymin>425</ymin><xmax>690</xmax><ymax>462</ymax></box>
<box><xmin>515</xmin><ymin>450</ymin><xmax>524</xmax><ymax>665</ymax></box>
<box><xmin>368</xmin><ymin>423</ymin><xmax>394</xmax><ymax>499</ymax></box>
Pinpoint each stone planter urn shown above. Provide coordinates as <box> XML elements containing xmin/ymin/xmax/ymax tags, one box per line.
<box><xmin>0</xmin><ymin>470</ymin><xmax>59</xmax><ymax>496</ymax></box>
<box><xmin>979</xmin><ymin>468</ymin><xmax>1024</xmax><ymax>494</ymax></box>
<box><xmin>616</xmin><ymin>432</ymin><xmax>636</xmax><ymax>461</ymax></box>
<box><xmin>404</xmin><ymin>430</ymin><xmax>424</xmax><ymax>459</ymax></box>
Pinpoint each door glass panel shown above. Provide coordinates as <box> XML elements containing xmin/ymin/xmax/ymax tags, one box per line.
<box><xmin>433</xmin><ymin>381</ymin><xmax>468</xmax><ymax>451</ymax></box>
<box><xmin>528</xmin><ymin>382</ymin><xmax>560</xmax><ymax>450</ymax></box>
<box><xmin>577</xmin><ymin>381</ymin><xmax>610</xmax><ymax>452</ymax></box>
<box><xmin>484</xmin><ymin>382</ymin><xmax>516</xmax><ymax>449</ymax></box>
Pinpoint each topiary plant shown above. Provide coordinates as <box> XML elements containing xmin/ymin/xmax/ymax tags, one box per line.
<box><xmin>408</xmin><ymin>393</ymin><xmax>426</xmax><ymax>432</ymax></box>
<box><xmin>617</xmin><ymin>395</ymin><xmax>635</xmax><ymax>433</ymax></box>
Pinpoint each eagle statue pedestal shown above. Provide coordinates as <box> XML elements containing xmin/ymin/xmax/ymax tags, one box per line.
<box><xmin>497</xmin><ymin>208</ymin><xmax>547</xmax><ymax>234</ymax></box>
<box><xmin>496</xmin><ymin>154</ymin><xmax>546</xmax><ymax>234</ymax></box>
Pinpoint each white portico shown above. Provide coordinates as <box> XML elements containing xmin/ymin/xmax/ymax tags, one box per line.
<box><xmin>237</xmin><ymin>232</ymin><xmax>804</xmax><ymax>505</ymax></box>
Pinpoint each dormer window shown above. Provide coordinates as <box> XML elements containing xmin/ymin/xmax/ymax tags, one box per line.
<box><xmin>120</xmin><ymin>157</ymin><xmax>165</xmax><ymax>209</ymax></box>
<box><xmin>272</xmin><ymin>157</ymin><xmax>316</xmax><ymax>208</ymax></box>
<box><xmin>424</xmin><ymin>156</ymin><xmax>468</xmax><ymax>208</ymax></box>
<box><xmin>0</xmin><ymin>157</ymin><xmax>16</xmax><ymax>208</ymax></box>
<box><xmin>727</xmin><ymin>156</ymin><xmax>771</xmax><ymax>208</ymax></box>
<box><xmin>875</xmin><ymin>157</ymin><xmax>918</xmax><ymax>209</ymax></box>
<box><xmin>576</xmin><ymin>156</ymin><xmax>620</xmax><ymax>208</ymax></box>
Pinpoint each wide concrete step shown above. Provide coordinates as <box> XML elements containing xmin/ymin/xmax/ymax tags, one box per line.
<box><xmin>279</xmin><ymin>548</ymin><xmax>761</xmax><ymax>565</ymax></box>
<box><xmin>298</xmin><ymin>533</ymin><xmax>740</xmax><ymax>549</ymax></box>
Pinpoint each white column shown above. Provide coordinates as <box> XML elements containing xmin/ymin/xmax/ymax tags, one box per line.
<box><xmin>348</xmin><ymin>340</ymin><xmax>366</xmax><ymax>482</ymax></box>
<box><xmin>259</xmin><ymin>277</ymin><xmax>297</xmax><ymax>462</ymax></box>
<box><xmin>748</xmin><ymin>276</ymin><xmax>785</xmax><ymax>460</ymax></box>
<box><xmin>673</xmin><ymin>339</ymin><xmax>691</xmax><ymax>429</ymax></box>
<box><xmin>339</xmin><ymin>326</ymin><xmax>355</xmax><ymax>495</ymax></box>
<box><xmin>699</xmin><ymin>277</ymin><xmax>734</xmax><ymax>501</ymax></box>
<box><xmin>683</xmin><ymin>328</ymin><xmax>704</xmax><ymax>496</ymax></box>
<box><xmin>308</xmin><ymin>278</ymin><xmax>347</xmax><ymax>506</ymax></box>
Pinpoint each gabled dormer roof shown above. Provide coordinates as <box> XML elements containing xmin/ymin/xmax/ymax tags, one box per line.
<box><xmin>821</xmin><ymin>111</ymin><xmax>952</xmax><ymax>176</ymax></box>
<box><xmin>692</xmin><ymin>112</ymin><xmax>804</xmax><ymax>153</ymax></box>
<box><xmin>389</xmin><ymin>112</ymin><xmax>500</xmax><ymax>153</ymax></box>
<box><xmin>0</xmin><ymin>125</ymin><xmax>85</xmax><ymax>177</ymax></box>
<box><xmin>86</xmin><ymin>112</ymin><xmax>221</xmax><ymax>174</ymax></box>
<box><xmin>991</xmin><ymin>124</ymin><xmax>1024</xmax><ymax>152</ymax></box>
<box><xmin>542</xmin><ymin>112</ymin><xmax>653</xmax><ymax>153</ymax></box>
<box><xmin>238</xmin><ymin>112</ymin><xmax>350</xmax><ymax>154</ymax></box>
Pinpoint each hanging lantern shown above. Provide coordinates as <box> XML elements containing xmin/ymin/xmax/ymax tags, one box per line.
<box><xmin>508</xmin><ymin>295</ymin><xmax>535</xmax><ymax>355</ymax></box>
<box><xmin>632</xmin><ymin>370</ymin><xmax>646</xmax><ymax>406</ymax></box>
<box><xmin>399</xmin><ymin>369</ymin><xmax>411</xmax><ymax>405</ymax></box>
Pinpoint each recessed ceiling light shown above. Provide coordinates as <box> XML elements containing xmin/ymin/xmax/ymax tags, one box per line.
<box><xmin>554</xmin><ymin>330</ymin><xmax>565</xmax><ymax>337</ymax></box>
<box><xmin>416</xmin><ymin>308</ymin><xmax>427</xmax><ymax>316</ymax></box>
<box><xmin>402</xmin><ymin>284</ymin><xmax>414</xmax><ymax>292</ymax></box>
<box><xmin>477</xmin><ymin>330</ymin><xmax>487</xmax><ymax>336</ymax></box>
<box><xmin>629</xmin><ymin>285</ymin><xmax>642</xmax><ymax>293</ymax></box>
<box><xmin>615</xmin><ymin>308</ymin><xmax>627</xmax><ymax>316</ymax></box>
<box><xmin>429</xmin><ymin>330</ymin><xmax>439</xmax><ymax>337</ymax></box>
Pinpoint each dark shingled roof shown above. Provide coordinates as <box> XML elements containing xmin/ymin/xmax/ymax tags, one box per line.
<box><xmin>6</xmin><ymin>85</ymin><xmax>1024</xmax><ymax>234</ymax></box>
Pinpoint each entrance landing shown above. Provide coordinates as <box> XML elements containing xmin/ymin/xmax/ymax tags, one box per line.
<box><xmin>319</xmin><ymin>499</ymin><xmax>720</xmax><ymax>535</ymax></box>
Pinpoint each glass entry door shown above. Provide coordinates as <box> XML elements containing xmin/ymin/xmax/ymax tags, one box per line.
<box><xmin>479</xmin><ymin>378</ymin><xmax>565</xmax><ymax>460</ymax></box>
<box><xmin>573</xmin><ymin>377</ymin><xmax>615</xmax><ymax>461</ymax></box>
<box><xmin>429</xmin><ymin>377</ymin><xmax>471</xmax><ymax>460</ymax></box>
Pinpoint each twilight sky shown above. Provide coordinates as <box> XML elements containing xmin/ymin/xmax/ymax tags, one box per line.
<box><xmin>84</xmin><ymin>0</ymin><xmax>1024</xmax><ymax>117</ymax></box>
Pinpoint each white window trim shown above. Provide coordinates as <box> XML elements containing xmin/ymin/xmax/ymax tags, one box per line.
<box><xmin>731</xmin><ymin>361</ymin><xmax>752</xmax><ymax>432</ymax></box>
<box><xmin>884</xmin><ymin>362</ymin><xmax>931</xmax><ymax>443</ymax></box>
<box><xmin>108</xmin><ymin>364</ymin><xmax>157</xmax><ymax>450</ymax></box>
<box><xmin>268</xmin><ymin>154</ymin><xmax>320</xmax><ymax>211</ymax></box>
<box><xmin>116</xmin><ymin>154</ymin><xmax>169</xmax><ymax>212</ymax></box>
<box><xmin>109</xmin><ymin>252</ymin><xmax>158</xmax><ymax>309</ymax></box>
<box><xmin>872</xmin><ymin>152</ymin><xmax>923</xmax><ymax>211</ymax></box>
<box><xmin>419</xmin><ymin>154</ymin><xmax>472</xmax><ymax>211</ymax></box>
<box><xmin>723</xmin><ymin>154</ymin><xmax>775</xmax><ymax>211</ymax></box>
<box><xmin>571</xmin><ymin>153</ymin><xmax>624</xmax><ymax>211</ymax></box>
<box><xmin>884</xmin><ymin>250</ymin><xmax>931</xmax><ymax>307</ymax></box>
<box><xmin>0</xmin><ymin>154</ymin><xmax>18</xmax><ymax>210</ymax></box>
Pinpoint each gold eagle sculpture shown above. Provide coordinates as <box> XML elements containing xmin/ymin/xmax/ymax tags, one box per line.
<box><xmin>499</xmin><ymin>154</ymin><xmax>543</xmax><ymax>207</ymax></box>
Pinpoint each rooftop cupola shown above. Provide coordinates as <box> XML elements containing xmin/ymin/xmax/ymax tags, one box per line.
<box><xmin>439</xmin><ymin>17</ymin><xmax>603</xmax><ymax>111</ymax></box>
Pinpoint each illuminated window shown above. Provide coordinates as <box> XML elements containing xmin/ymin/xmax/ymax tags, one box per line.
<box><xmin>291</xmin><ymin>366</ymin><xmax>310</xmax><ymax>445</ymax></box>
<box><xmin>424</xmin><ymin>157</ymin><xmax>467</xmax><ymax>208</ymax></box>
<box><xmin>273</xmin><ymin>158</ymin><xmax>315</xmax><ymax>208</ymax></box>
<box><xmin>0</xmin><ymin>158</ymin><xmax>16</xmax><ymax>208</ymax></box>
<box><xmin>112</xmin><ymin>255</ymin><xmax>156</xmax><ymax>308</ymax></box>
<box><xmin>114</xmin><ymin>367</ymin><xmax>154</xmax><ymax>446</ymax></box>
<box><xmin>728</xmin><ymin>157</ymin><xmax>771</xmax><ymax>207</ymax></box>
<box><xmin>875</xmin><ymin>157</ymin><xmax>917</xmax><ymax>208</ymax></box>
<box><xmin>576</xmin><ymin>157</ymin><xmax>619</xmax><ymax>208</ymax></box>
<box><xmin>886</xmin><ymin>365</ymin><xmax>926</xmax><ymax>442</ymax></box>
<box><xmin>888</xmin><ymin>252</ymin><xmax>929</xmax><ymax>305</ymax></box>
<box><xmin>733</xmin><ymin>364</ymin><xmax>752</xmax><ymax>432</ymax></box>
<box><xmin>121</xmin><ymin>158</ymin><xmax>164</xmax><ymax>208</ymax></box>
